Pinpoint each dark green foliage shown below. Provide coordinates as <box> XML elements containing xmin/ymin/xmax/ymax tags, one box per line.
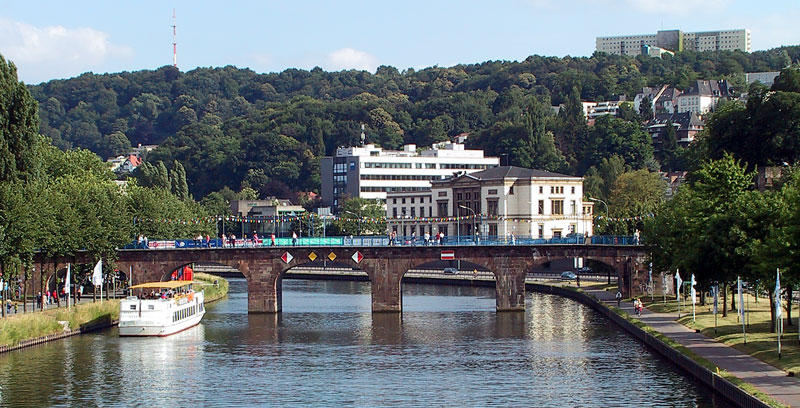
<box><xmin>26</xmin><ymin>46</ymin><xmax>800</xmax><ymax>199</ymax></box>
<box><xmin>0</xmin><ymin>55</ymin><xmax>40</xmax><ymax>182</ymax></box>
<box><xmin>701</xmin><ymin>67</ymin><xmax>800</xmax><ymax>167</ymax></box>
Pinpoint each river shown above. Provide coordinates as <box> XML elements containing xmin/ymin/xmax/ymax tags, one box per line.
<box><xmin>0</xmin><ymin>278</ymin><xmax>725</xmax><ymax>407</ymax></box>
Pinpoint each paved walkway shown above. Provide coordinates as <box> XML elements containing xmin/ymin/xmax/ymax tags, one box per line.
<box><xmin>586</xmin><ymin>287</ymin><xmax>800</xmax><ymax>407</ymax></box>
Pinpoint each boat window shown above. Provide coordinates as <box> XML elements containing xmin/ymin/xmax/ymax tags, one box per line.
<box><xmin>129</xmin><ymin>305</ymin><xmax>136</xmax><ymax>310</ymax></box>
<box><xmin>148</xmin><ymin>305</ymin><xmax>155</xmax><ymax>310</ymax></box>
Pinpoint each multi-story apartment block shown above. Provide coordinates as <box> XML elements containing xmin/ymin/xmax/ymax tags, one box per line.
<box><xmin>596</xmin><ymin>29</ymin><xmax>750</xmax><ymax>56</ymax></box>
<box><xmin>386</xmin><ymin>166</ymin><xmax>593</xmax><ymax>239</ymax></box>
<box><xmin>321</xmin><ymin>142</ymin><xmax>499</xmax><ymax>212</ymax></box>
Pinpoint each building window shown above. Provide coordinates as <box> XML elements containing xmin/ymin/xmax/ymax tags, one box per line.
<box><xmin>538</xmin><ymin>200</ymin><xmax>544</xmax><ymax>215</ymax></box>
<box><xmin>553</xmin><ymin>230</ymin><xmax>562</xmax><ymax>239</ymax></box>
<box><xmin>438</xmin><ymin>191</ymin><xmax>447</xmax><ymax>197</ymax></box>
<box><xmin>438</xmin><ymin>225</ymin><xmax>448</xmax><ymax>236</ymax></box>
<box><xmin>489</xmin><ymin>224</ymin><xmax>498</xmax><ymax>236</ymax></box>
<box><xmin>411</xmin><ymin>197</ymin><xmax>415</xmax><ymax>204</ymax></box>
<box><xmin>487</xmin><ymin>200</ymin><xmax>499</xmax><ymax>216</ymax></box>
<box><xmin>392</xmin><ymin>208</ymin><xmax>397</xmax><ymax>218</ymax></box>
<box><xmin>570</xmin><ymin>200</ymin><xmax>576</xmax><ymax>215</ymax></box>
<box><xmin>539</xmin><ymin>186</ymin><xmax>543</xmax><ymax>194</ymax></box>
<box><xmin>411</xmin><ymin>207</ymin><xmax>416</xmax><ymax>217</ymax></box>
<box><xmin>538</xmin><ymin>225</ymin><xmax>544</xmax><ymax>238</ymax></box>
<box><xmin>509</xmin><ymin>186</ymin><xmax>514</xmax><ymax>195</ymax></box>
<box><xmin>571</xmin><ymin>186</ymin><xmax>575</xmax><ymax>194</ymax></box>
<box><xmin>551</xmin><ymin>200</ymin><xmax>564</xmax><ymax>215</ymax></box>
<box><xmin>437</xmin><ymin>201</ymin><xmax>449</xmax><ymax>217</ymax></box>
<box><xmin>488</xmin><ymin>189</ymin><xmax>498</xmax><ymax>195</ymax></box>
<box><xmin>402</xmin><ymin>198</ymin><xmax>406</xmax><ymax>204</ymax></box>
<box><xmin>392</xmin><ymin>199</ymin><xmax>396</xmax><ymax>204</ymax></box>
<box><xmin>420</xmin><ymin>207</ymin><xmax>424</xmax><ymax>217</ymax></box>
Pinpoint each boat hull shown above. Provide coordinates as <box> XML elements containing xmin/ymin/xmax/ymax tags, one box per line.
<box><xmin>119</xmin><ymin>310</ymin><xmax>205</xmax><ymax>337</ymax></box>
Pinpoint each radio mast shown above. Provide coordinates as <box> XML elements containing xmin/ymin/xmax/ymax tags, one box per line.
<box><xmin>172</xmin><ymin>9</ymin><xmax>177</xmax><ymax>68</ymax></box>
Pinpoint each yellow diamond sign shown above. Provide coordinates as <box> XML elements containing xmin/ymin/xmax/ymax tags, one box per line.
<box><xmin>308</xmin><ymin>252</ymin><xmax>317</xmax><ymax>261</ymax></box>
<box><xmin>328</xmin><ymin>252</ymin><xmax>337</xmax><ymax>261</ymax></box>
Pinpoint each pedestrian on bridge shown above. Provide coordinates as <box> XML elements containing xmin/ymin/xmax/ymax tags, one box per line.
<box><xmin>292</xmin><ymin>231</ymin><xmax>298</xmax><ymax>246</ymax></box>
<box><xmin>424</xmin><ymin>231</ymin><xmax>430</xmax><ymax>246</ymax></box>
<box><xmin>270</xmin><ymin>232</ymin><xmax>276</xmax><ymax>246</ymax></box>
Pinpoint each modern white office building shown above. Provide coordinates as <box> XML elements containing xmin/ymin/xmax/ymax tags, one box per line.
<box><xmin>596</xmin><ymin>29</ymin><xmax>750</xmax><ymax>56</ymax></box>
<box><xmin>386</xmin><ymin>166</ymin><xmax>593</xmax><ymax>239</ymax></box>
<box><xmin>321</xmin><ymin>142</ymin><xmax>499</xmax><ymax>212</ymax></box>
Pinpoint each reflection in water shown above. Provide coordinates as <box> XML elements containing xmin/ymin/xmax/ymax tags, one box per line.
<box><xmin>0</xmin><ymin>278</ymin><xmax>719</xmax><ymax>407</ymax></box>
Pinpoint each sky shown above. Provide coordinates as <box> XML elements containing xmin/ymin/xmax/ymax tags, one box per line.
<box><xmin>1</xmin><ymin>0</ymin><xmax>798</xmax><ymax>84</ymax></box>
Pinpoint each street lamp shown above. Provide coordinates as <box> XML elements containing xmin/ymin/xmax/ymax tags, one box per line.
<box><xmin>459</xmin><ymin>205</ymin><xmax>478</xmax><ymax>241</ymax></box>
<box><xmin>587</xmin><ymin>197</ymin><xmax>608</xmax><ymax>219</ymax></box>
<box><xmin>343</xmin><ymin>210</ymin><xmax>361</xmax><ymax>236</ymax></box>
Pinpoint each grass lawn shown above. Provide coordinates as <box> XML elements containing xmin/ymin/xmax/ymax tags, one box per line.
<box><xmin>641</xmin><ymin>293</ymin><xmax>800</xmax><ymax>375</ymax></box>
<box><xmin>193</xmin><ymin>273</ymin><xmax>229</xmax><ymax>303</ymax></box>
<box><xmin>0</xmin><ymin>300</ymin><xmax>119</xmax><ymax>347</ymax></box>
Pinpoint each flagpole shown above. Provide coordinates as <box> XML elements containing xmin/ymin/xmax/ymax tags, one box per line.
<box><xmin>776</xmin><ymin>268</ymin><xmax>781</xmax><ymax>360</ymax></box>
<box><xmin>66</xmin><ymin>263</ymin><xmax>71</xmax><ymax>311</ymax></box>
<box><xmin>738</xmin><ymin>277</ymin><xmax>746</xmax><ymax>345</ymax></box>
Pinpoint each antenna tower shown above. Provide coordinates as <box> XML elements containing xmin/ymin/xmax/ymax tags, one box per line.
<box><xmin>172</xmin><ymin>9</ymin><xmax>177</xmax><ymax>68</ymax></box>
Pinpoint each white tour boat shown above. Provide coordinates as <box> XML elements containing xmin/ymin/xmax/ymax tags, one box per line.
<box><xmin>119</xmin><ymin>281</ymin><xmax>205</xmax><ymax>337</ymax></box>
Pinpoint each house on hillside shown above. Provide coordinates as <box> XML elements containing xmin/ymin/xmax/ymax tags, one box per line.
<box><xmin>647</xmin><ymin>112</ymin><xmax>705</xmax><ymax>151</ymax></box>
<box><xmin>676</xmin><ymin>80</ymin><xmax>734</xmax><ymax>114</ymax></box>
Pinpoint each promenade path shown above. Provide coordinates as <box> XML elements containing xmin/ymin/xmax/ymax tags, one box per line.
<box><xmin>587</xmin><ymin>287</ymin><xmax>800</xmax><ymax>407</ymax></box>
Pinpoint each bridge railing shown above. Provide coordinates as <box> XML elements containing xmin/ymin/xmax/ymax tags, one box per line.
<box><xmin>122</xmin><ymin>235</ymin><xmax>641</xmax><ymax>249</ymax></box>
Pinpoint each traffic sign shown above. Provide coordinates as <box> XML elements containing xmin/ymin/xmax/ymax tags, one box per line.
<box><xmin>308</xmin><ymin>252</ymin><xmax>317</xmax><ymax>261</ymax></box>
<box><xmin>281</xmin><ymin>252</ymin><xmax>293</xmax><ymax>264</ymax></box>
<box><xmin>328</xmin><ymin>252</ymin><xmax>337</xmax><ymax>261</ymax></box>
<box><xmin>441</xmin><ymin>250</ymin><xmax>455</xmax><ymax>260</ymax></box>
<box><xmin>351</xmin><ymin>251</ymin><xmax>363</xmax><ymax>263</ymax></box>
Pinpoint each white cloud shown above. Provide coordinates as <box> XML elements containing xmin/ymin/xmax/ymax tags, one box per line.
<box><xmin>250</xmin><ymin>48</ymin><xmax>379</xmax><ymax>73</ymax></box>
<box><xmin>325</xmin><ymin>48</ymin><xmax>378</xmax><ymax>72</ymax></box>
<box><xmin>624</xmin><ymin>0</ymin><xmax>730</xmax><ymax>15</ymax></box>
<box><xmin>0</xmin><ymin>17</ymin><xmax>133</xmax><ymax>83</ymax></box>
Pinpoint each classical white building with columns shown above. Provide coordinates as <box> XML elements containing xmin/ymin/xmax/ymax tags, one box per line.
<box><xmin>386</xmin><ymin>166</ymin><xmax>593</xmax><ymax>239</ymax></box>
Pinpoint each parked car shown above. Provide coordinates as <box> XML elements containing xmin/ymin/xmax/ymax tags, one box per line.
<box><xmin>443</xmin><ymin>267</ymin><xmax>458</xmax><ymax>275</ymax></box>
<box><xmin>578</xmin><ymin>267</ymin><xmax>592</xmax><ymax>273</ymax></box>
<box><xmin>560</xmin><ymin>271</ymin><xmax>577</xmax><ymax>280</ymax></box>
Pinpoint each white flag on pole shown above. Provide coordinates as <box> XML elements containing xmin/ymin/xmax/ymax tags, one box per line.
<box><xmin>737</xmin><ymin>277</ymin><xmax>744</xmax><ymax>320</ymax></box>
<box><xmin>65</xmin><ymin>264</ymin><xmax>71</xmax><ymax>295</ymax></box>
<box><xmin>690</xmin><ymin>274</ymin><xmax>696</xmax><ymax>305</ymax></box>
<box><xmin>776</xmin><ymin>269</ymin><xmax>782</xmax><ymax>320</ymax></box>
<box><xmin>92</xmin><ymin>259</ymin><xmax>103</xmax><ymax>286</ymax></box>
<box><xmin>675</xmin><ymin>270</ymin><xmax>682</xmax><ymax>301</ymax></box>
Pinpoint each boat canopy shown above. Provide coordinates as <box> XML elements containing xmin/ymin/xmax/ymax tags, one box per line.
<box><xmin>129</xmin><ymin>281</ymin><xmax>193</xmax><ymax>290</ymax></box>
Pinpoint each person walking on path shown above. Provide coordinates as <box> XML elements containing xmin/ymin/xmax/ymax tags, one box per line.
<box><xmin>615</xmin><ymin>290</ymin><xmax>622</xmax><ymax>307</ymax></box>
<box><xmin>292</xmin><ymin>231</ymin><xmax>298</xmax><ymax>246</ymax></box>
<box><xmin>270</xmin><ymin>232</ymin><xmax>276</xmax><ymax>246</ymax></box>
<box><xmin>411</xmin><ymin>231</ymin><xmax>417</xmax><ymax>246</ymax></box>
<box><xmin>424</xmin><ymin>231</ymin><xmax>430</xmax><ymax>246</ymax></box>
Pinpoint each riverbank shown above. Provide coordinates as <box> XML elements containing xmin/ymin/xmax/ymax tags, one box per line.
<box><xmin>641</xmin><ymin>294</ymin><xmax>800</xmax><ymax>375</ymax></box>
<box><xmin>0</xmin><ymin>300</ymin><xmax>119</xmax><ymax>350</ymax></box>
<box><xmin>0</xmin><ymin>274</ymin><xmax>229</xmax><ymax>353</ymax></box>
<box><xmin>195</xmin><ymin>273</ymin><xmax>229</xmax><ymax>303</ymax></box>
<box><xmin>564</xmin><ymin>288</ymin><xmax>800</xmax><ymax>407</ymax></box>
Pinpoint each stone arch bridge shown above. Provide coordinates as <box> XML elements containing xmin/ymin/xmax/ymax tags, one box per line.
<box><xmin>48</xmin><ymin>245</ymin><xmax>647</xmax><ymax>313</ymax></box>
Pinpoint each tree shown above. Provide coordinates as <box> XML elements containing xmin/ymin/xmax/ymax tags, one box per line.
<box><xmin>581</xmin><ymin>116</ymin><xmax>654</xmax><ymax>173</ymax></box>
<box><xmin>644</xmin><ymin>154</ymin><xmax>757</xmax><ymax>316</ymax></box>
<box><xmin>170</xmin><ymin>160</ymin><xmax>190</xmax><ymax>200</ymax></box>
<box><xmin>330</xmin><ymin>197</ymin><xmax>386</xmax><ymax>236</ymax></box>
<box><xmin>607</xmin><ymin>169</ymin><xmax>666</xmax><ymax>233</ymax></box>
<box><xmin>658</xmin><ymin>119</ymin><xmax>678</xmax><ymax>171</ymax></box>
<box><xmin>639</xmin><ymin>95</ymin><xmax>653</xmax><ymax>121</ymax></box>
<box><xmin>0</xmin><ymin>54</ymin><xmax>40</xmax><ymax>182</ymax></box>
